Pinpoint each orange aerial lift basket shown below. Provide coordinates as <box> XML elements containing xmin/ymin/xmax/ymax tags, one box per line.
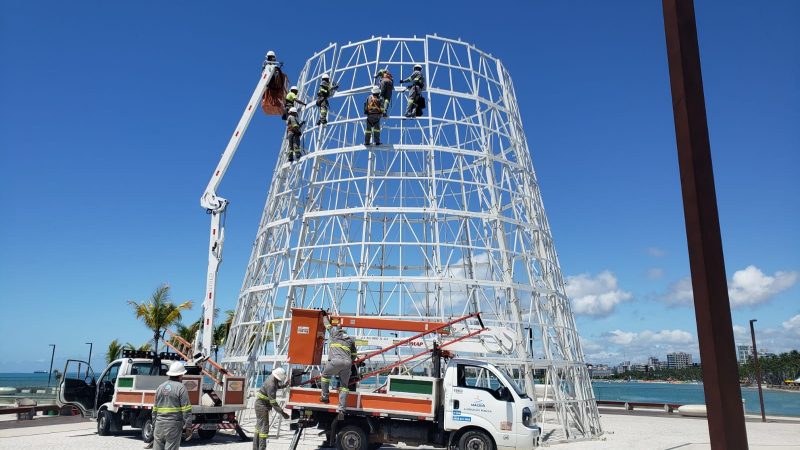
<box><xmin>261</xmin><ymin>69</ymin><xmax>289</xmax><ymax>115</ymax></box>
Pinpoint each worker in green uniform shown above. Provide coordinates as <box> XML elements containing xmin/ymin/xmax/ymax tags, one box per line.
<box><xmin>364</xmin><ymin>86</ymin><xmax>383</xmax><ymax>146</ymax></box>
<box><xmin>284</xmin><ymin>85</ymin><xmax>306</xmax><ymax>120</ymax></box>
<box><xmin>315</xmin><ymin>73</ymin><xmax>339</xmax><ymax>126</ymax></box>
<box><xmin>253</xmin><ymin>367</ymin><xmax>290</xmax><ymax>450</ymax></box>
<box><xmin>149</xmin><ymin>362</ymin><xmax>192</xmax><ymax>450</ymax></box>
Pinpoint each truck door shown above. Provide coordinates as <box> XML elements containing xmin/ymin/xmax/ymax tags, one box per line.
<box><xmin>446</xmin><ymin>363</ymin><xmax>516</xmax><ymax>447</ymax></box>
<box><xmin>57</xmin><ymin>360</ymin><xmax>96</xmax><ymax>417</ymax></box>
<box><xmin>94</xmin><ymin>360</ymin><xmax>122</xmax><ymax>409</ymax></box>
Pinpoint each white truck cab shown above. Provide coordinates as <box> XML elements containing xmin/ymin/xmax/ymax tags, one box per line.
<box><xmin>444</xmin><ymin>359</ymin><xmax>539</xmax><ymax>449</ymax></box>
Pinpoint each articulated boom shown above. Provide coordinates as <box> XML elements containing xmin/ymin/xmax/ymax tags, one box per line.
<box><xmin>199</xmin><ymin>62</ymin><xmax>282</xmax><ymax>356</ymax></box>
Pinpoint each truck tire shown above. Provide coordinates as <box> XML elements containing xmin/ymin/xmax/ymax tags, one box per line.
<box><xmin>335</xmin><ymin>425</ymin><xmax>367</xmax><ymax>450</ymax></box>
<box><xmin>141</xmin><ymin>416</ymin><xmax>154</xmax><ymax>443</ymax></box>
<box><xmin>97</xmin><ymin>410</ymin><xmax>112</xmax><ymax>436</ymax></box>
<box><xmin>458</xmin><ymin>430</ymin><xmax>494</xmax><ymax>450</ymax></box>
<box><xmin>198</xmin><ymin>428</ymin><xmax>217</xmax><ymax>440</ymax></box>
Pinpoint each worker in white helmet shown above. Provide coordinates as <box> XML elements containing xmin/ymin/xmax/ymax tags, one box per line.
<box><xmin>363</xmin><ymin>86</ymin><xmax>384</xmax><ymax>146</ymax></box>
<box><xmin>315</xmin><ymin>73</ymin><xmax>339</xmax><ymax>126</ymax></box>
<box><xmin>253</xmin><ymin>367</ymin><xmax>290</xmax><ymax>450</ymax></box>
<box><xmin>284</xmin><ymin>85</ymin><xmax>307</xmax><ymax>120</ymax></box>
<box><xmin>375</xmin><ymin>69</ymin><xmax>394</xmax><ymax>116</ymax></box>
<box><xmin>148</xmin><ymin>362</ymin><xmax>191</xmax><ymax>450</ymax></box>
<box><xmin>261</xmin><ymin>50</ymin><xmax>278</xmax><ymax>71</ymax></box>
<box><xmin>286</xmin><ymin>107</ymin><xmax>305</xmax><ymax>162</ymax></box>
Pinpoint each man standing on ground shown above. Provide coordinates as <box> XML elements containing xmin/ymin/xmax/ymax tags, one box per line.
<box><xmin>149</xmin><ymin>362</ymin><xmax>191</xmax><ymax>450</ymax></box>
<box><xmin>253</xmin><ymin>367</ymin><xmax>290</xmax><ymax>450</ymax></box>
<box><xmin>319</xmin><ymin>313</ymin><xmax>357</xmax><ymax>418</ymax></box>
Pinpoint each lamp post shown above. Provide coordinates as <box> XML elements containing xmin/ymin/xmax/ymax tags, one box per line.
<box><xmin>47</xmin><ymin>344</ymin><xmax>56</xmax><ymax>390</ymax></box>
<box><xmin>85</xmin><ymin>342</ymin><xmax>93</xmax><ymax>377</ymax></box>
<box><xmin>749</xmin><ymin>319</ymin><xmax>766</xmax><ymax>422</ymax></box>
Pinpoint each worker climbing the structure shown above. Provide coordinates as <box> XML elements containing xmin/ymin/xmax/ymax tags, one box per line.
<box><xmin>253</xmin><ymin>367</ymin><xmax>290</xmax><ymax>450</ymax></box>
<box><xmin>286</xmin><ymin>107</ymin><xmax>305</xmax><ymax>162</ymax></box>
<box><xmin>363</xmin><ymin>86</ymin><xmax>383</xmax><ymax>146</ymax></box>
<box><xmin>284</xmin><ymin>86</ymin><xmax>306</xmax><ymax>120</ymax></box>
<box><xmin>401</xmin><ymin>64</ymin><xmax>425</xmax><ymax>118</ymax></box>
<box><xmin>319</xmin><ymin>312</ymin><xmax>357</xmax><ymax>419</ymax></box>
<box><xmin>315</xmin><ymin>73</ymin><xmax>339</xmax><ymax>126</ymax></box>
<box><xmin>375</xmin><ymin>69</ymin><xmax>394</xmax><ymax>117</ymax></box>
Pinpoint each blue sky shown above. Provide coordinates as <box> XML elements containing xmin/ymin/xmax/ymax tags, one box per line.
<box><xmin>1</xmin><ymin>1</ymin><xmax>797</xmax><ymax>372</ymax></box>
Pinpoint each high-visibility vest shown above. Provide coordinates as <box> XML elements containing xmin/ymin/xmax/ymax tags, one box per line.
<box><xmin>366</xmin><ymin>95</ymin><xmax>382</xmax><ymax>114</ymax></box>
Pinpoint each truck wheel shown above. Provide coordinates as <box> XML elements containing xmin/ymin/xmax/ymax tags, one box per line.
<box><xmin>198</xmin><ymin>428</ymin><xmax>217</xmax><ymax>440</ymax></box>
<box><xmin>97</xmin><ymin>410</ymin><xmax>112</xmax><ymax>436</ymax></box>
<box><xmin>335</xmin><ymin>425</ymin><xmax>367</xmax><ymax>450</ymax></box>
<box><xmin>458</xmin><ymin>430</ymin><xmax>494</xmax><ymax>450</ymax></box>
<box><xmin>141</xmin><ymin>416</ymin><xmax>154</xmax><ymax>443</ymax></box>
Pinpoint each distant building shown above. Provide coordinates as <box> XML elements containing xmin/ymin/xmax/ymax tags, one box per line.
<box><xmin>737</xmin><ymin>344</ymin><xmax>753</xmax><ymax>362</ymax></box>
<box><xmin>616</xmin><ymin>361</ymin><xmax>632</xmax><ymax>374</ymax></box>
<box><xmin>667</xmin><ymin>352</ymin><xmax>693</xmax><ymax>369</ymax></box>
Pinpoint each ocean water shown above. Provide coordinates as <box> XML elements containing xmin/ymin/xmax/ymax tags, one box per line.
<box><xmin>0</xmin><ymin>373</ymin><xmax>54</xmax><ymax>388</ymax></box>
<box><xmin>592</xmin><ymin>381</ymin><xmax>800</xmax><ymax>417</ymax></box>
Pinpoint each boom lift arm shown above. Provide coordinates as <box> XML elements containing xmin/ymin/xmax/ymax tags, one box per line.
<box><xmin>198</xmin><ymin>61</ymin><xmax>282</xmax><ymax>356</ymax></box>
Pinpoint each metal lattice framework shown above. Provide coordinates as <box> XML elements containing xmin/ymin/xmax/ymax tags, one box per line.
<box><xmin>222</xmin><ymin>35</ymin><xmax>601</xmax><ymax>441</ymax></box>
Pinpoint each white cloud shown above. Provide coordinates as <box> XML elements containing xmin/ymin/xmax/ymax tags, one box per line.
<box><xmin>646</xmin><ymin>268</ymin><xmax>665</xmax><ymax>280</ymax></box>
<box><xmin>646</xmin><ymin>247</ymin><xmax>666</xmax><ymax>258</ymax></box>
<box><xmin>638</xmin><ymin>329</ymin><xmax>694</xmax><ymax>344</ymax></box>
<box><xmin>728</xmin><ymin>266</ymin><xmax>798</xmax><ymax>307</ymax></box>
<box><xmin>607</xmin><ymin>330</ymin><xmax>637</xmax><ymax>345</ymax></box>
<box><xmin>782</xmin><ymin>315</ymin><xmax>800</xmax><ymax>336</ymax></box>
<box><xmin>661</xmin><ymin>266</ymin><xmax>798</xmax><ymax>308</ymax></box>
<box><xmin>566</xmin><ymin>271</ymin><xmax>633</xmax><ymax>317</ymax></box>
<box><xmin>663</xmin><ymin>276</ymin><xmax>694</xmax><ymax>305</ymax></box>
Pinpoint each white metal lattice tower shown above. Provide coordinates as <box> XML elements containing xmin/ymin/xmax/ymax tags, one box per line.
<box><xmin>222</xmin><ymin>35</ymin><xmax>601</xmax><ymax>441</ymax></box>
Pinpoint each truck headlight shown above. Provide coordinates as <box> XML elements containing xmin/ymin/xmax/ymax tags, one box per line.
<box><xmin>522</xmin><ymin>407</ymin><xmax>532</xmax><ymax>427</ymax></box>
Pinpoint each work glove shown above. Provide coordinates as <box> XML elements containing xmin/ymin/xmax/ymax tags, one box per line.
<box><xmin>183</xmin><ymin>427</ymin><xmax>193</xmax><ymax>441</ymax></box>
<box><xmin>281</xmin><ymin>411</ymin><xmax>290</xmax><ymax>419</ymax></box>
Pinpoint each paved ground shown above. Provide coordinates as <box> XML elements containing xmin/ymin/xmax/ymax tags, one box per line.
<box><xmin>0</xmin><ymin>407</ymin><xmax>798</xmax><ymax>449</ymax></box>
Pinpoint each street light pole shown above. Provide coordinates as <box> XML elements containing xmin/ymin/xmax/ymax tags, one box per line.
<box><xmin>47</xmin><ymin>344</ymin><xmax>56</xmax><ymax>390</ymax></box>
<box><xmin>85</xmin><ymin>342</ymin><xmax>94</xmax><ymax>378</ymax></box>
<box><xmin>749</xmin><ymin>319</ymin><xmax>767</xmax><ymax>422</ymax></box>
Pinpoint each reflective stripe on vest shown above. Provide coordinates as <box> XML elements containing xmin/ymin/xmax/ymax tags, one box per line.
<box><xmin>153</xmin><ymin>405</ymin><xmax>191</xmax><ymax>413</ymax></box>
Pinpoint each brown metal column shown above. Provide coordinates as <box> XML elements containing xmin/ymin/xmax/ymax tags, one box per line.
<box><xmin>662</xmin><ymin>1</ymin><xmax>749</xmax><ymax>449</ymax></box>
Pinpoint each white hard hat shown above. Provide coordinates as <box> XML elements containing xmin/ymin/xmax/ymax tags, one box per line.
<box><xmin>266</xmin><ymin>50</ymin><xmax>276</xmax><ymax>57</ymax></box>
<box><xmin>288</xmin><ymin>107</ymin><xmax>298</xmax><ymax>114</ymax></box>
<box><xmin>166</xmin><ymin>362</ymin><xmax>187</xmax><ymax>377</ymax></box>
<box><xmin>321</xmin><ymin>73</ymin><xmax>330</xmax><ymax>80</ymax></box>
<box><xmin>414</xmin><ymin>64</ymin><xmax>422</xmax><ymax>70</ymax></box>
<box><xmin>371</xmin><ymin>86</ymin><xmax>381</xmax><ymax>94</ymax></box>
<box><xmin>290</xmin><ymin>85</ymin><xmax>298</xmax><ymax>92</ymax></box>
<box><xmin>272</xmin><ymin>367</ymin><xmax>287</xmax><ymax>382</ymax></box>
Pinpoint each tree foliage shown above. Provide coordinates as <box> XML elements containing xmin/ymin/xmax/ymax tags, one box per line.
<box><xmin>128</xmin><ymin>284</ymin><xmax>192</xmax><ymax>355</ymax></box>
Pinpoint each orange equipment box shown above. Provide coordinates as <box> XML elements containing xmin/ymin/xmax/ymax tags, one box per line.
<box><xmin>288</xmin><ymin>308</ymin><xmax>326</xmax><ymax>365</ymax></box>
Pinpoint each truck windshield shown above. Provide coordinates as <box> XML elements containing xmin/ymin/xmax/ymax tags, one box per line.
<box><xmin>496</xmin><ymin>367</ymin><xmax>529</xmax><ymax>399</ymax></box>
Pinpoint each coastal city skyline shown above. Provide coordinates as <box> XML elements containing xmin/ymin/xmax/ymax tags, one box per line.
<box><xmin>2</xmin><ymin>1</ymin><xmax>798</xmax><ymax>373</ymax></box>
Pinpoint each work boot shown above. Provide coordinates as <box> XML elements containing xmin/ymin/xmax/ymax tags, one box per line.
<box><xmin>364</xmin><ymin>136</ymin><xmax>371</xmax><ymax>146</ymax></box>
<box><xmin>336</xmin><ymin>411</ymin><xmax>345</xmax><ymax>421</ymax></box>
<box><xmin>319</xmin><ymin>395</ymin><xmax>329</xmax><ymax>404</ymax></box>
<box><xmin>288</xmin><ymin>154</ymin><xmax>294</xmax><ymax>163</ymax></box>
<box><xmin>143</xmin><ymin>442</ymin><xmax>153</xmax><ymax>449</ymax></box>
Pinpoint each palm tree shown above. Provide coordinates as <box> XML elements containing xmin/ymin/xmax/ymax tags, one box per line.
<box><xmin>106</xmin><ymin>339</ymin><xmax>123</xmax><ymax>364</ymax></box>
<box><xmin>128</xmin><ymin>284</ymin><xmax>193</xmax><ymax>356</ymax></box>
<box><xmin>125</xmin><ymin>342</ymin><xmax>153</xmax><ymax>352</ymax></box>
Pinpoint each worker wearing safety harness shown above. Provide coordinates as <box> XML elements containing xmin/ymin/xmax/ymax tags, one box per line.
<box><xmin>319</xmin><ymin>313</ymin><xmax>357</xmax><ymax>418</ymax></box>
<box><xmin>363</xmin><ymin>86</ymin><xmax>383</xmax><ymax>146</ymax></box>
<box><xmin>401</xmin><ymin>64</ymin><xmax>425</xmax><ymax>118</ymax></box>
<box><xmin>375</xmin><ymin>69</ymin><xmax>394</xmax><ymax>116</ymax></box>
<box><xmin>283</xmin><ymin>86</ymin><xmax>307</xmax><ymax>120</ymax></box>
<box><xmin>315</xmin><ymin>73</ymin><xmax>339</xmax><ymax>126</ymax></box>
<box><xmin>148</xmin><ymin>362</ymin><xmax>192</xmax><ymax>450</ymax></box>
<box><xmin>253</xmin><ymin>367</ymin><xmax>290</xmax><ymax>450</ymax></box>
<box><xmin>286</xmin><ymin>107</ymin><xmax>305</xmax><ymax>163</ymax></box>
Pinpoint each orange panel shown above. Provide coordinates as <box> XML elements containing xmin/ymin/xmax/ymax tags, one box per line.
<box><xmin>360</xmin><ymin>393</ymin><xmax>433</xmax><ymax>414</ymax></box>
<box><xmin>288</xmin><ymin>309</ymin><xmax>326</xmax><ymax>365</ymax></box>
<box><xmin>331</xmin><ymin>316</ymin><xmax>450</xmax><ymax>334</ymax></box>
<box><xmin>223</xmin><ymin>376</ymin><xmax>245</xmax><ymax>406</ymax></box>
<box><xmin>143</xmin><ymin>392</ymin><xmax>155</xmax><ymax>404</ymax></box>
<box><xmin>183</xmin><ymin>376</ymin><xmax>202</xmax><ymax>405</ymax></box>
<box><xmin>116</xmin><ymin>392</ymin><xmax>143</xmax><ymax>404</ymax></box>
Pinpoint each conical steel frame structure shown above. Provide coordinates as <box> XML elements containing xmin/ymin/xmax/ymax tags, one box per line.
<box><xmin>223</xmin><ymin>35</ymin><xmax>601</xmax><ymax>440</ymax></box>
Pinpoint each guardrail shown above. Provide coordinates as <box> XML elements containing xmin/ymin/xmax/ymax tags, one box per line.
<box><xmin>596</xmin><ymin>400</ymin><xmax>684</xmax><ymax>413</ymax></box>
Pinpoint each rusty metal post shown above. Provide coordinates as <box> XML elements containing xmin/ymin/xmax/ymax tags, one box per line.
<box><xmin>749</xmin><ymin>319</ymin><xmax>767</xmax><ymax>422</ymax></box>
<box><xmin>662</xmin><ymin>1</ymin><xmax>749</xmax><ymax>449</ymax></box>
